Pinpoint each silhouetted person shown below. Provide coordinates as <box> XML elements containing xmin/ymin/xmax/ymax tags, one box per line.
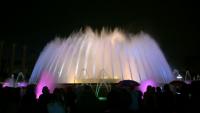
<box><xmin>65</xmin><ymin>86</ymin><xmax>76</xmax><ymax>113</ymax></box>
<box><xmin>162</xmin><ymin>84</ymin><xmax>175</xmax><ymax>113</ymax></box>
<box><xmin>129</xmin><ymin>88</ymin><xmax>142</xmax><ymax>113</ymax></box>
<box><xmin>38</xmin><ymin>86</ymin><xmax>50</xmax><ymax>113</ymax></box>
<box><xmin>47</xmin><ymin>88</ymin><xmax>66</xmax><ymax>113</ymax></box>
<box><xmin>106</xmin><ymin>87</ymin><xmax>132</xmax><ymax>113</ymax></box>
<box><xmin>76</xmin><ymin>85</ymin><xmax>100</xmax><ymax>113</ymax></box>
<box><xmin>142</xmin><ymin>85</ymin><xmax>156</xmax><ymax>113</ymax></box>
<box><xmin>190</xmin><ymin>81</ymin><xmax>200</xmax><ymax>113</ymax></box>
<box><xmin>17</xmin><ymin>84</ymin><xmax>39</xmax><ymax>113</ymax></box>
<box><xmin>155</xmin><ymin>86</ymin><xmax>163</xmax><ymax>113</ymax></box>
<box><xmin>0</xmin><ymin>84</ymin><xmax>3</xmax><ymax>113</ymax></box>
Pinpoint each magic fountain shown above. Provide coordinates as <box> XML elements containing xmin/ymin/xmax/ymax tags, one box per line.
<box><xmin>29</xmin><ymin>28</ymin><xmax>174</xmax><ymax>86</ymax></box>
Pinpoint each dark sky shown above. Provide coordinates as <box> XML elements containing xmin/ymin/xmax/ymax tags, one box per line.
<box><xmin>0</xmin><ymin>0</ymin><xmax>200</xmax><ymax>73</ymax></box>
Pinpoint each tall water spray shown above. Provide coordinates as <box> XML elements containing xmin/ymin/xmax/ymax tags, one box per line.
<box><xmin>29</xmin><ymin>28</ymin><xmax>174</xmax><ymax>85</ymax></box>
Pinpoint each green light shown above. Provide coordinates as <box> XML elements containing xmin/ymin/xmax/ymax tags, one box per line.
<box><xmin>98</xmin><ymin>97</ymin><xmax>107</xmax><ymax>101</ymax></box>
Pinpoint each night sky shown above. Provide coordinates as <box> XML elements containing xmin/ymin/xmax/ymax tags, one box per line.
<box><xmin>0</xmin><ymin>0</ymin><xmax>200</xmax><ymax>74</ymax></box>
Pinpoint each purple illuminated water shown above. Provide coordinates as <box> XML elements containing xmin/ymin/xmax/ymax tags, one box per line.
<box><xmin>29</xmin><ymin>28</ymin><xmax>174</xmax><ymax>87</ymax></box>
<box><xmin>138</xmin><ymin>79</ymin><xmax>158</xmax><ymax>94</ymax></box>
<box><xmin>3</xmin><ymin>73</ymin><xmax>28</xmax><ymax>88</ymax></box>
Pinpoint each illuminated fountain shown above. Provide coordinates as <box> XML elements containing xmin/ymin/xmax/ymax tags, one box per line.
<box><xmin>3</xmin><ymin>72</ymin><xmax>27</xmax><ymax>87</ymax></box>
<box><xmin>29</xmin><ymin>28</ymin><xmax>174</xmax><ymax>94</ymax></box>
<box><xmin>3</xmin><ymin>74</ymin><xmax>15</xmax><ymax>87</ymax></box>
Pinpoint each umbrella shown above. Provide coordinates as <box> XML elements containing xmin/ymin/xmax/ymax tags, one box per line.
<box><xmin>118</xmin><ymin>80</ymin><xmax>140</xmax><ymax>88</ymax></box>
<box><xmin>169</xmin><ymin>80</ymin><xmax>187</xmax><ymax>88</ymax></box>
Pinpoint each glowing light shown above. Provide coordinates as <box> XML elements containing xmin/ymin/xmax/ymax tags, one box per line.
<box><xmin>3</xmin><ymin>73</ymin><xmax>27</xmax><ymax>88</ymax></box>
<box><xmin>16</xmin><ymin>82</ymin><xmax>27</xmax><ymax>87</ymax></box>
<box><xmin>36</xmin><ymin>70</ymin><xmax>55</xmax><ymax>98</ymax></box>
<box><xmin>29</xmin><ymin>28</ymin><xmax>174</xmax><ymax>84</ymax></box>
<box><xmin>176</xmin><ymin>74</ymin><xmax>183</xmax><ymax>80</ymax></box>
<box><xmin>138</xmin><ymin>80</ymin><xmax>158</xmax><ymax>94</ymax></box>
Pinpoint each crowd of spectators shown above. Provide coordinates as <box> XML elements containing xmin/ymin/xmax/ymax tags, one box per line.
<box><xmin>0</xmin><ymin>80</ymin><xmax>199</xmax><ymax>113</ymax></box>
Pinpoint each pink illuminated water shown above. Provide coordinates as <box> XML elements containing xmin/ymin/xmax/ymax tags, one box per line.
<box><xmin>36</xmin><ymin>70</ymin><xmax>55</xmax><ymax>98</ymax></box>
